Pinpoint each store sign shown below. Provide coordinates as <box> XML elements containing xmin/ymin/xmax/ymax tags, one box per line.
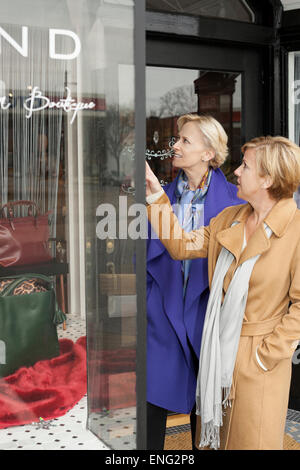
<box><xmin>0</xmin><ymin>27</ymin><xmax>96</xmax><ymax>123</ymax></box>
<box><xmin>24</xmin><ymin>87</ymin><xmax>96</xmax><ymax>124</ymax></box>
<box><xmin>0</xmin><ymin>87</ymin><xmax>96</xmax><ymax>124</ymax></box>
<box><xmin>0</xmin><ymin>26</ymin><xmax>81</xmax><ymax>60</ymax></box>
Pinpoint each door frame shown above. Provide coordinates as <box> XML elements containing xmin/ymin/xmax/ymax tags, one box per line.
<box><xmin>146</xmin><ymin>1</ymin><xmax>284</xmax><ymax>137</ymax></box>
<box><xmin>146</xmin><ymin>36</ymin><xmax>267</xmax><ymax>149</ymax></box>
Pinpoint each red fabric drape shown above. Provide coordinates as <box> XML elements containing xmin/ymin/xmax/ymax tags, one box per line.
<box><xmin>0</xmin><ymin>337</ymin><xmax>136</xmax><ymax>429</ymax></box>
<box><xmin>0</xmin><ymin>337</ymin><xmax>87</xmax><ymax>429</ymax></box>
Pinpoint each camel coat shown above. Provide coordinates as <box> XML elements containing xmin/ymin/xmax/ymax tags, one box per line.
<box><xmin>147</xmin><ymin>194</ymin><xmax>300</xmax><ymax>450</ymax></box>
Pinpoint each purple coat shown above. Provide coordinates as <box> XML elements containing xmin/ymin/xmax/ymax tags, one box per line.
<box><xmin>147</xmin><ymin>168</ymin><xmax>243</xmax><ymax>413</ymax></box>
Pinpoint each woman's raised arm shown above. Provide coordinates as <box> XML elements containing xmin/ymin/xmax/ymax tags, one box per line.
<box><xmin>146</xmin><ymin>162</ymin><xmax>210</xmax><ymax>260</ymax></box>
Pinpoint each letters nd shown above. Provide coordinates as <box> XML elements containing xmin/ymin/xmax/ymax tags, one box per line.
<box><xmin>0</xmin><ymin>26</ymin><xmax>81</xmax><ymax>60</ymax></box>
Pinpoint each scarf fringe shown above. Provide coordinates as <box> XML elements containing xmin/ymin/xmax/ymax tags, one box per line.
<box><xmin>199</xmin><ymin>419</ymin><xmax>220</xmax><ymax>450</ymax></box>
<box><xmin>197</xmin><ymin>387</ymin><xmax>232</xmax><ymax>450</ymax></box>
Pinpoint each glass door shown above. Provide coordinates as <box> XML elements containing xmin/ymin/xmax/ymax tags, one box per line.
<box><xmin>146</xmin><ymin>66</ymin><xmax>242</xmax><ymax>183</ymax></box>
<box><xmin>84</xmin><ymin>0</ymin><xmax>146</xmax><ymax>451</ymax></box>
<box><xmin>146</xmin><ymin>37</ymin><xmax>266</xmax><ymax>183</ymax></box>
<box><xmin>288</xmin><ymin>50</ymin><xmax>300</xmax><ymax>411</ymax></box>
<box><xmin>145</xmin><ymin>36</ymin><xmax>266</xmax><ymax>432</ymax></box>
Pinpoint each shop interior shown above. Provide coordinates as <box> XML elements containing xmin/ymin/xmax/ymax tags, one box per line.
<box><xmin>0</xmin><ymin>0</ymin><xmax>300</xmax><ymax>451</ymax></box>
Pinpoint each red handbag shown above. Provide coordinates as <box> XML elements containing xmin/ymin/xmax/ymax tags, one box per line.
<box><xmin>0</xmin><ymin>201</ymin><xmax>52</xmax><ymax>267</ymax></box>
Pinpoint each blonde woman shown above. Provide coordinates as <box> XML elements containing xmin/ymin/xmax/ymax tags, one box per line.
<box><xmin>146</xmin><ymin>136</ymin><xmax>300</xmax><ymax>450</ymax></box>
<box><xmin>146</xmin><ymin>114</ymin><xmax>242</xmax><ymax>449</ymax></box>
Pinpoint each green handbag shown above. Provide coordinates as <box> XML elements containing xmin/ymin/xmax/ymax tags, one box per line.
<box><xmin>0</xmin><ymin>274</ymin><xmax>66</xmax><ymax>377</ymax></box>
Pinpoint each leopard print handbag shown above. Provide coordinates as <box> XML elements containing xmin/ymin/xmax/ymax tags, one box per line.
<box><xmin>0</xmin><ymin>278</ymin><xmax>48</xmax><ymax>296</ymax></box>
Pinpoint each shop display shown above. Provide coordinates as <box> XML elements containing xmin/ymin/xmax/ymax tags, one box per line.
<box><xmin>0</xmin><ymin>201</ymin><xmax>52</xmax><ymax>267</ymax></box>
<box><xmin>0</xmin><ymin>336</ymin><xmax>87</xmax><ymax>429</ymax></box>
<box><xmin>0</xmin><ymin>274</ymin><xmax>66</xmax><ymax>377</ymax></box>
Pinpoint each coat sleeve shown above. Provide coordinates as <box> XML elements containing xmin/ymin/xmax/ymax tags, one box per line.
<box><xmin>147</xmin><ymin>192</ymin><xmax>212</xmax><ymax>260</ymax></box>
<box><xmin>257</xmin><ymin>238</ymin><xmax>300</xmax><ymax>370</ymax></box>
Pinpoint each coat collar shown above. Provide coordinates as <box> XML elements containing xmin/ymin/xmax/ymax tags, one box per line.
<box><xmin>264</xmin><ymin>197</ymin><xmax>297</xmax><ymax>237</ymax></box>
<box><xmin>216</xmin><ymin>197</ymin><xmax>297</xmax><ymax>265</ymax></box>
<box><xmin>203</xmin><ymin>168</ymin><xmax>241</xmax><ymax>225</ymax></box>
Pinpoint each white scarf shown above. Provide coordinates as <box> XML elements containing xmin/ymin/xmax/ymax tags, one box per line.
<box><xmin>196</xmin><ymin>222</ymin><xmax>272</xmax><ymax>450</ymax></box>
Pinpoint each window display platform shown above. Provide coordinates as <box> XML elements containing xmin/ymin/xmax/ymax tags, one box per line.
<box><xmin>0</xmin><ymin>395</ymin><xmax>108</xmax><ymax>450</ymax></box>
<box><xmin>0</xmin><ymin>314</ymin><xmax>108</xmax><ymax>450</ymax></box>
<box><xmin>0</xmin><ymin>261</ymin><xmax>68</xmax><ymax>277</ymax></box>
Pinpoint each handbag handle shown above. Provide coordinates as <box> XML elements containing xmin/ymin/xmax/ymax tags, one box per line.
<box><xmin>0</xmin><ymin>274</ymin><xmax>66</xmax><ymax>325</ymax></box>
<box><xmin>1</xmin><ymin>200</ymin><xmax>40</xmax><ymax>218</ymax></box>
<box><xmin>0</xmin><ymin>273</ymin><xmax>54</xmax><ymax>297</ymax></box>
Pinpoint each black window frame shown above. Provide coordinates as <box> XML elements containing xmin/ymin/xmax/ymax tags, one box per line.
<box><xmin>146</xmin><ymin>1</ymin><xmax>285</xmax><ymax>136</ymax></box>
<box><xmin>135</xmin><ymin>0</ymin><xmax>147</xmax><ymax>451</ymax></box>
<box><xmin>146</xmin><ymin>0</ymin><xmax>282</xmax><ymax>27</ymax></box>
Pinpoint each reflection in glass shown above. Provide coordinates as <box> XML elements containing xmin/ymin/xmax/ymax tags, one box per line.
<box><xmin>146</xmin><ymin>0</ymin><xmax>255</xmax><ymax>23</ymax></box>
<box><xmin>146</xmin><ymin>66</ymin><xmax>242</xmax><ymax>184</ymax></box>
<box><xmin>0</xmin><ymin>23</ymin><xmax>67</xmax><ymax>241</ymax></box>
<box><xmin>0</xmin><ymin>20</ymin><xmax>69</xmax><ymax>312</ymax></box>
<box><xmin>84</xmin><ymin>1</ymin><xmax>137</xmax><ymax>450</ymax></box>
<box><xmin>0</xmin><ymin>0</ymin><xmax>138</xmax><ymax>451</ymax></box>
<box><xmin>291</xmin><ymin>53</ymin><xmax>300</xmax><ymax>208</ymax></box>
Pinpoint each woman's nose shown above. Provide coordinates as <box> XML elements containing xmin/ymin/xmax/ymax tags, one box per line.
<box><xmin>173</xmin><ymin>140</ymin><xmax>180</xmax><ymax>151</ymax></box>
<box><xmin>234</xmin><ymin>165</ymin><xmax>241</xmax><ymax>176</ymax></box>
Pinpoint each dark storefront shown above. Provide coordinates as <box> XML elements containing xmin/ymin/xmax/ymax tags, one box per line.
<box><xmin>145</xmin><ymin>0</ymin><xmax>300</xmax><ymax>445</ymax></box>
<box><xmin>0</xmin><ymin>0</ymin><xmax>300</xmax><ymax>450</ymax></box>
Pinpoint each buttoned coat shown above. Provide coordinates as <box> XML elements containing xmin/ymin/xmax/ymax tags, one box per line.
<box><xmin>147</xmin><ymin>194</ymin><xmax>300</xmax><ymax>449</ymax></box>
<box><xmin>147</xmin><ymin>169</ymin><xmax>242</xmax><ymax>414</ymax></box>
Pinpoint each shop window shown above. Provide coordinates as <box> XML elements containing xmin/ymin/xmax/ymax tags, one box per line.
<box><xmin>0</xmin><ymin>0</ymin><xmax>139</xmax><ymax>450</ymax></box>
<box><xmin>289</xmin><ymin>52</ymin><xmax>300</xmax><ymax>208</ymax></box>
<box><xmin>146</xmin><ymin>0</ymin><xmax>255</xmax><ymax>23</ymax></box>
<box><xmin>0</xmin><ymin>23</ymin><xmax>69</xmax><ymax>308</ymax></box>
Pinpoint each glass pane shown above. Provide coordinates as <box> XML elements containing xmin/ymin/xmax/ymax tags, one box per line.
<box><xmin>0</xmin><ymin>0</ymin><xmax>85</xmax><ymax>444</ymax></box>
<box><xmin>146</xmin><ymin>66</ymin><xmax>242</xmax><ymax>184</ymax></box>
<box><xmin>288</xmin><ymin>52</ymin><xmax>300</xmax><ymax>411</ymax></box>
<box><xmin>84</xmin><ymin>2</ymin><xmax>138</xmax><ymax>451</ymax></box>
<box><xmin>146</xmin><ymin>0</ymin><xmax>255</xmax><ymax>23</ymax></box>
<box><xmin>0</xmin><ymin>0</ymin><xmax>138</xmax><ymax>451</ymax></box>
<box><xmin>291</xmin><ymin>53</ymin><xmax>300</xmax><ymax>209</ymax></box>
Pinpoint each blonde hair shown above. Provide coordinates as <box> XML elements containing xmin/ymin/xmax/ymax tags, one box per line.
<box><xmin>241</xmin><ymin>136</ymin><xmax>300</xmax><ymax>200</ymax></box>
<box><xmin>177</xmin><ymin>114</ymin><xmax>228</xmax><ymax>169</ymax></box>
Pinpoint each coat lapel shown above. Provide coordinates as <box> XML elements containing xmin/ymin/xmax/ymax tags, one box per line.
<box><xmin>216</xmin><ymin>219</ymin><xmax>271</xmax><ymax>266</ymax></box>
<box><xmin>216</xmin><ymin>203</ymin><xmax>251</xmax><ymax>262</ymax></box>
<box><xmin>216</xmin><ymin>198</ymin><xmax>297</xmax><ymax>268</ymax></box>
<box><xmin>238</xmin><ymin>198</ymin><xmax>297</xmax><ymax>266</ymax></box>
<box><xmin>238</xmin><ymin>223</ymin><xmax>271</xmax><ymax>266</ymax></box>
<box><xmin>216</xmin><ymin>222</ymin><xmax>245</xmax><ymax>262</ymax></box>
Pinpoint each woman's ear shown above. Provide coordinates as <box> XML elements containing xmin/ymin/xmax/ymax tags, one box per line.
<box><xmin>201</xmin><ymin>149</ymin><xmax>215</xmax><ymax>163</ymax></box>
<box><xmin>261</xmin><ymin>175</ymin><xmax>273</xmax><ymax>189</ymax></box>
